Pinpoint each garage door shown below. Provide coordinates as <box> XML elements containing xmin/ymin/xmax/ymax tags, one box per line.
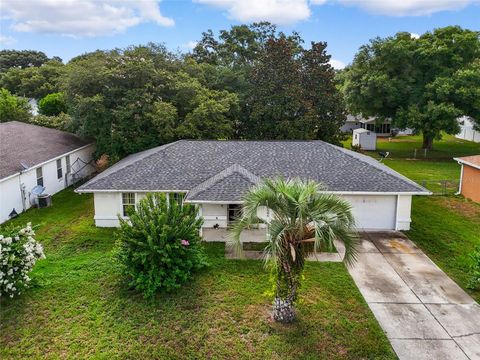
<box><xmin>341</xmin><ymin>195</ymin><xmax>396</xmax><ymax>230</ymax></box>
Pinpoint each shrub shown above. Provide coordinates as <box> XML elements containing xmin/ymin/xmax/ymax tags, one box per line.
<box><xmin>38</xmin><ymin>92</ymin><xmax>67</xmax><ymax>116</ymax></box>
<box><xmin>0</xmin><ymin>223</ymin><xmax>45</xmax><ymax>298</ymax></box>
<box><xmin>0</xmin><ymin>88</ymin><xmax>31</xmax><ymax>123</ymax></box>
<box><xmin>29</xmin><ymin>113</ymin><xmax>72</xmax><ymax>130</ymax></box>
<box><xmin>467</xmin><ymin>246</ymin><xmax>480</xmax><ymax>290</ymax></box>
<box><xmin>115</xmin><ymin>193</ymin><xmax>207</xmax><ymax>298</ymax></box>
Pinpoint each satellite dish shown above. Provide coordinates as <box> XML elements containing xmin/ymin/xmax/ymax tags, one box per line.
<box><xmin>20</xmin><ymin>161</ymin><xmax>29</xmax><ymax>170</ymax></box>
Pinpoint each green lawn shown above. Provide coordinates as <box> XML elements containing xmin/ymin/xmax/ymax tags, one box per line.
<box><xmin>343</xmin><ymin>133</ymin><xmax>480</xmax><ymax>302</ymax></box>
<box><xmin>408</xmin><ymin>196</ymin><xmax>480</xmax><ymax>302</ymax></box>
<box><xmin>0</xmin><ymin>188</ymin><xmax>395</xmax><ymax>359</ymax></box>
<box><xmin>343</xmin><ymin>134</ymin><xmax>479</xmax><ymax>193</ymax></box>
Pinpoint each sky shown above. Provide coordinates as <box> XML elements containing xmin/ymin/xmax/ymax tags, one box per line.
<box><xmin>0</xmin><ymin>0</ymin><xmax>479</xmax><ymax>69</ymax></box>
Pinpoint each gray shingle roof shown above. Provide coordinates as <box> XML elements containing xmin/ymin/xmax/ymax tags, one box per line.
<box><xmin>77</xmin><ymin>140</ymin><xmax>429</xmax><ymax>198</ymax></box>
<box><xmin>0</xmin><ymin>121</ymin><xmax>92</xmax><ymax>180</ymax></box>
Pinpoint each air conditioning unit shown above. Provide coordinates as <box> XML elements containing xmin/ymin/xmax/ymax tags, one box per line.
<box><xmin>36</xmin><ymin>194</ymin><xmax>52</xmax><ymax>208</ymax></box>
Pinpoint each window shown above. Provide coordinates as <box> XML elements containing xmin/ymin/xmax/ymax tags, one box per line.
<box><xmin>56</xmin><ymin>159</ymin><xmax>63</xmax><ymax>179</ymax></box>
<box><xmin>170</xmin><ymin>192</ymin><xmax>184</xmax><ymax>205</ymax></box>
<box><xmin>122</xmin><ymin>193</ymin><xmax>135</xmax><ymax>216</ymax></box>
<box><xmin>66</xmin><ymin>155</ymin><xmax>71</xmax><ymax>175</ymax></box>
<box><xmin>36</xmin><ymin>167</ymin><xmax>43</xmax><ymax>186</ymax></box>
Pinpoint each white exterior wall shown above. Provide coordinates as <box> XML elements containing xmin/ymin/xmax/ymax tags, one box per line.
<box><xmin>456</xmin><ymin>125</ymin><xmax>480</xmax><ymax>143</ymax></box>
<box><xmin>0</xmin><ymin>144</ymin><xmax>95</xmax><ymax>224</ymax></box>
<box><xmin>201</xmin><ymin>203</ymin><xmax>228</xmax><ymax>228</ymax></box>
<box><xmin>90</xmin><ymin>192</ymin><xmax>413</xmax><ymax>231</ymax></box>
<box><xmin>340</xmin><ymin>122</ymin><xmax>361</xmax><ymax>133</ymax></box>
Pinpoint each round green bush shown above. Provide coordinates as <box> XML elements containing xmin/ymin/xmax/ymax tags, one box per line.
<box><xmin>115</xmin><ymin>193</ymin><xmax>207</xmax><ymax>298</ymax></box>
<box><xmin>38</xmin><ymin>92</ymin><xmax>67</xmax><ymax>116</ymax></box>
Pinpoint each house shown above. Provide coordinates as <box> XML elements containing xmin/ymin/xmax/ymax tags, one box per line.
<box><xmin>454</xmin><ymin>155</ymin><xmax>480</xmax><ymax>203</ymax></box>
<box><xmin>341</xmin><ymin>115</ymin><xmax>392</xmax><ymax>136</ymax></box>
<box><xmin>341</xmin><ymin>115</ymin><xmax>414</xmax><ymax>136</ymax></box>
<box><xmin>352</xmin><ymin>128</ymin><xmax>376</xmax><ymax>150</ymax></box>
<box><xmin>456</xmin><ymin>116</ymin><xmax>480</xmax><ymax>143</ymax></box>
<box><xmin>0</xmin><ymin>121</ymin><xmax>95</xmax><ymax>224</ymax></box>
<box><xmin>76</xmin><ymin>140</ymin><xmax>430</xmax><ymax>233</ymax></box>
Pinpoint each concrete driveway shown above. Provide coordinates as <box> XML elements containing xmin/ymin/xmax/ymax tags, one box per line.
<box><xmin>347</xmin><ymin>232</ymin><xmax>480</xmax><ymax>360</ymax></box>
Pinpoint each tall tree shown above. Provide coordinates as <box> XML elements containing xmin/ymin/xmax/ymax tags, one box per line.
<box><xmin>344</xmin><ymin>26</ymin><xmax>480</xmax><ymax>149</ymax></box>
<box><xmin>246</xmin><ymin>38</ymin><xmax>345</xmax><ymax>143</ymax></box>
<box><xmin>0</xmin><ymin>50</ymin><xmax>59</xmax><ymax>72</ymax></box>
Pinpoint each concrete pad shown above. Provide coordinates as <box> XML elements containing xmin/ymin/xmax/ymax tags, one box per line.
<box><xmin>390</xmin><ymin>339</ymin><xmax>469</xmax><ymax>360</ymax></box>
<box><xmin>384</xmin><ymin>253</ymin><xmax>475</xmax><ymax>304</ymax></box>
<box><xmin>306</xmin><ymin>252</ymin><xmax>342</xmax><ymax>262</ymax></box>
<box><xmin>354</xmin><ymin>238</ymin><xmax>380</xmax><ymax>253</ymax></box>
<box><xmin>426</xmin><ymin>304</ymin><xmax>480</xmax><ymax>337</ymax></box>
<box><xmin>369</xmin><ymin>303</ymin><xmax>450</xmax><ymax>339</ymax></box>
<box><xmin>373</xmin><ymin>237</ymin><xmax>421</xmax><ymax>254</ymax></box>
<box><xmin>368</xmin><ymin>231</ymin><xmax>408</xmax><ymax>241</ymax></box>
<box><xmin>347</xmin><ymin>253</ymin><xmax>419</xmax><ymax>303</ymax></box>
<box><xmin>454</xmin><ymin>334</ymin><xmax>480</xmax><ymax>360</ymax></box>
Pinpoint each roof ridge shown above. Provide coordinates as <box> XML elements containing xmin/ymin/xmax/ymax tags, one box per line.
<box><xmin>185</xmin><ymin>163</ymin><xmax>260</xmax><ymax>201</ymax></box>
<box><xmin>324</xmin><ymin>142</ymin><xmax>429</xmax><ymax>193</ymax></box>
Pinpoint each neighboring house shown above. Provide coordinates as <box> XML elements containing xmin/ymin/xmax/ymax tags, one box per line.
<box><xmin>341</xmin><ymin>115</ymin><xmax>413</xmax><ymax>136</ymax></box>
<box><xmin>352</xmin><ymin>128</ymin><xmax>376</xmax><ymax>150</ymax></box>
<box><xmin>456</xmin><ymin>116</ymin><xmax>480</xmax><ymax>143</ymax></box>
<box><xmin>76</xmin><ymin>140</ymin><xmax>430</xmax><ymax>232</ymax></box>
<box><xmin>0</xmin><ymin>121</ymin><xmax>95</xmax><ymax>224</ymax></box>
<box><xmin>454</xmin><ymin>155</ymin><xmax>480</xmax><ymax>203</ymax></box>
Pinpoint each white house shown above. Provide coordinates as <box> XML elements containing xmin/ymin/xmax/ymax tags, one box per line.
<box><xmin>352</xmin><ymin>128</ymin><xmax>377</xmax><ymax>151</ymax></box>
<box><xmin>0</xmin><ymin>121</ymin><xmax>95</xmax><ymax>224</ymax></box>
<box><xmin>341</xmin><ymin>115</ymin><xmax>413</xmax><ymax>136</ymax></box>
<box><xmin>76</xmin><ymin>140</ymin><xmax>430</xmax><ymax>234</ymax></box>
<box><xmin>456</xmin><ymin>116</ymin><xmax>480</xmax><ymax>143</ymax></box>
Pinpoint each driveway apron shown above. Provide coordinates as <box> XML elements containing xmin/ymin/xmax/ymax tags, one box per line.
<box><xmin>346</xmin><ymin>232</ymin><xmax>480</xmax><ymax>360</ymax></box>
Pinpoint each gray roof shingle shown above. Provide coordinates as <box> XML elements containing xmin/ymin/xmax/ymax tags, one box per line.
<box><xmin>77</xmin><ymin>140</ymin><xmax>429</xmax><ymax>198</ymax></box>
<box><xmin>0</xmin><ymin>121</ymin><xmax>92</xmax><ymax>180</ymax></box>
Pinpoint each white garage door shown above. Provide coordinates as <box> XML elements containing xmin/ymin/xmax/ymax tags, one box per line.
<box><xmin>341</xmin><ymin>195</ymin><xmax>397</xmax><ymax>230</ymax></box>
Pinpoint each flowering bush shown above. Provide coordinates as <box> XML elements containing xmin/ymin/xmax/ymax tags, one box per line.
<box><xmin>115</xmin><ymin>193</ymin><xmax>207</xmax><ymax>298</ymax></box>
<box><xmin>0</xmin><ymin>223</ymin><xmax>45</xmax><ymax>298</ymax></box>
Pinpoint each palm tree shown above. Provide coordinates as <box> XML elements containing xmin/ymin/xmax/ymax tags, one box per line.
<box><xmin>230</xmin><ymin>177</ymin><xmax>358</xmax><ymax>323</ymax></box>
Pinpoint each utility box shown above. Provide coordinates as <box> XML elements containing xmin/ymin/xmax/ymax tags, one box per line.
<box><xmin>352</xmin><ymin>128</ymin><xmax>377</xmax><ymax>151</ymax></box>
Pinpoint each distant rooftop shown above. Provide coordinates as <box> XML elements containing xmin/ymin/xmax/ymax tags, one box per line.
<box><xmin>0</xmin><ymin>121</ymin><xmax>92</xmax><ymax>180</ymax></box>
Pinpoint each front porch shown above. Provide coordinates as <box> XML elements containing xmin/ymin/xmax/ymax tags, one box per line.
<box><xmin>202</xmin><ymin>227</ymin><xmax>267</xmax><ymax>243</ymax></box>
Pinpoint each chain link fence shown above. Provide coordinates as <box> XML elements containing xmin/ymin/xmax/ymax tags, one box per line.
<box><xmin>419</xmin><ymin>180</ymin><xmax>460</xmax><ymax>195</ymax></box>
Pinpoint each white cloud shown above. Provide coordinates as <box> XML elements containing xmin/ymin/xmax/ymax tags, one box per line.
<box><xmin>195</xmin><ymin>0</ymin><xmax>311</xmax><ymax>25</ymax></box>
<box><xmin>332</xmin><ymin>0</ymin><xmax>475</xmax><ymax>16</ymax></box>
<box><xmin>0</xmin><ymin>35</ymin><xmax>16</xmax><ymax>46</ymax></box>
<box><xmin>196</xmin><ymin>0</ymin><xmax>478</xmax><ymax>24</ymax></box>
<box><xmin>329</xmin><ymin>59</ymin><xmax>346</xmax><ymax>69</ymax></box>
<box><xmin>410</xmin><ymin>32</ymin><xmax>420</xmax><ymax>39</ymax></box>
<box><xmin>183</xmin><ymin>41</ymin><xmax>198</xmax><ymax>50</ymax></box>
<box><xmin>1</xmin><ymin>0</ymin><xmax>174</xmax><ymax>38</ymax></box>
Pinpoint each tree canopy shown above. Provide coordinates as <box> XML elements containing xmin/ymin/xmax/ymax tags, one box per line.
<box><xmin>0</xmin><ymin>50</ymin><xmax>61</xmax><ymax>72</ymax></box>
<box><xmin>0</xmin><ymin>88</ymin><xmax>31</xmax><ymax>123</ymax></box>
<box><xmin>342</xmin><ymin>26</ymin><xmax>480</xmax><ymax>149</ymax></box>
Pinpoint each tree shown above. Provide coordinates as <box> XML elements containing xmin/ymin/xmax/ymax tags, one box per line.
<box><xmin>343</xmin><ymin>26</ymin><xmax>480</xmax><ymax>149</ymax></box>
<box><xmin>0</xmin><ymin>88</ymin><xmax>31</xmax><ymax>122</ymax></box>
<box><xmin>115</xmin><ymin>193</ymin><xmax>207</xmax><ymax>298</ymax></box>
<box><xmin>0</xmin><ymin>50</ymin><xmax>57</xmax><ymax>72</ymax></box>
<box><xmin>0</xmin><ymin>60</ymin><xmax>65</xmax><ymax>99</ymax></box>
<box><xmin>245</xmin><ymin>38</ymin><xmax>345</xmax><ymax>143</ymax></box>
<box><xmin>38</xmin><ymin>92</ymin><xmax>67</xmax><ymax>116</ymax></box>
<box><xmin>231</xmin><ymin>178</ymin><xmax>358</xmax><ymax>323</ymax></box>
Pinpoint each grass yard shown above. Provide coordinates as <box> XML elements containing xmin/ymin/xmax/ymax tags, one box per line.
<box><xmin>0</xmin><ymin>188</ymin><xmax>396</xmax><ymax>359</ymax></box>
<box><xmin>343</xmin><ymin>132</ymin><xmax>480</xmax><ymax>302</ymax></box>
<box><xmin>408</xmin><ymin>196</ymin><xmax>480</xmax><ymax>302</ymax></box>
<box><xmin>343</xmin><ymin>134</ymin><xmax>479</xmax><ymax>193</ymax></box>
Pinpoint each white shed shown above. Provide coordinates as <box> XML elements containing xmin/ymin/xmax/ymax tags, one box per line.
<box><xmin>352</xmin><ymin>128</ymin><xmax>376</xmax><ymax>151</ymax></box>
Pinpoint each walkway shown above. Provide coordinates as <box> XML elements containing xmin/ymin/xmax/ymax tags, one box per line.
<box><xmin>347</xmin><ymin>232</ymin><xmax>480</xmax><ymax>360</ymax></box>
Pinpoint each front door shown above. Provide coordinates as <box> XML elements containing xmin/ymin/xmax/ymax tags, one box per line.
<box><xmin>228</xmin><ymin>204</ymin><xmax>241</xmax><ymax>225</ymax></box>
